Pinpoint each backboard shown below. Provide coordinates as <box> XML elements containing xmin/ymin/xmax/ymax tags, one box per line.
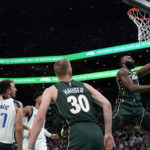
<box><xmin>122</xmin><ymin>0</ymin><xmax>150</xmax><ymax>13</ymax></box>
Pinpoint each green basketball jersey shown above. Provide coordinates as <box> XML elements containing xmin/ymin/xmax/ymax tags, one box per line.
<box><xmin>54</xmin><ymin>80</ymin><xmax>98</xmax><ymax>126</ymax></box>
<box><xmin>116</xmin><ymin>70</ymin><xmax>141</xmax><ymax>105</ymax></box>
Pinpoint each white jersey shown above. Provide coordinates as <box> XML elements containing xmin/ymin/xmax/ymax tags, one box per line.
<box><xmin>23</xmin><ymin>106</ymin><xmax>47</xmax><ymax>150</ymax></box>
<box><xmin>23</xmin><ymin>106</ymin><xmax>45</xmax><ymax>139</ymax></box>
<box><xmin>0</xmin><ymin>98</ymin><xmax>16</xmax><ymax>143</ymax></box>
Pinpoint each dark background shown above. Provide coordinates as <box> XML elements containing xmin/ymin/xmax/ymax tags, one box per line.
<box><xmin>0</xmin><ymin>0</ymin><xmax>150</xmax><ymax>109</ymax></box>
<box><xmin>0</xmin><ymin>0</ymin><xmax>137</xmax><ymax>57</ymax></box>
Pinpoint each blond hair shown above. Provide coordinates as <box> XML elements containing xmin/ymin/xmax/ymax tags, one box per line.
<box><xmin>54</xmin><ymin>59</ymin><xmax>71</xmax><ymax>76</ymax></box>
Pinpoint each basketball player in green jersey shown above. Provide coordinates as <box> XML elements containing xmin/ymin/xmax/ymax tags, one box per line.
<box><xmin>28</xmin><ymin>59</ymin><xmax>115</xmax><ymax>150</ymax></box>
<box><xmin>113</xmin><ymin>55</ymin><xmax>150</xmax><ymax>132</ymax></box>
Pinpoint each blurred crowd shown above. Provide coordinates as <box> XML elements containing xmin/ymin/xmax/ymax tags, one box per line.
<box><xmin>114</xmin><ymin>125</ymin><xmax>150</xmax><ymax>150</ymax></box>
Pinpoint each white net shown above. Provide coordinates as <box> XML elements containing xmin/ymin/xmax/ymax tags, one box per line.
<box><xmin>128</xmin><ymin>8</ymin><xmax>150</xmax><ymax>42</ymax></box>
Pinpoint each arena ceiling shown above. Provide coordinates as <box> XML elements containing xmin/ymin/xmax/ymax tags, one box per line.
<box><xmin>0</xmin><ymin>0</ymin><xmax>134</xmax><ymax>57</ymax></box>
<box><xmin>0</xmin><ymin>0</ymin><xmax>128</xmax><ymax>22</ymax></box>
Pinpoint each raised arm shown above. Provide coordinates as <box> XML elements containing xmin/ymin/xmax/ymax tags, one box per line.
<box><xmin>15</xmin><ymin>106</ymin><xmax>23</xmax><ymax>150</ymax></box>
<box><xmin>28</xmin><ymin>85</ymin><xmax>57</xmax><ymax>149</ymax></box>
<box><xmin>118</xmin><ymin>68</ymin><xmax>150</xmax><ymax>92</ymax></box>
<box><xmin>84</xmin><ymin>83</ymin><xmax>115</xmax><ymax>150</ymax></box>
<box><xmin>137</xmin><ymin>63</ymin><xmax>150</xmax><ymax>78</ymax></box>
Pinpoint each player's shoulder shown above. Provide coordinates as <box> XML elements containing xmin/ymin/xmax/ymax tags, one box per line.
<box><xmin>44</xmin><ymin>85</ymin><xmax>57</xmax><ymax>93</ymax></box>
<box><xmin>23</xmin><ymin>105</ymin><xmax>32</xmax><ymax>116</ymax></box>
<box><xmin>117</xmin><ymin>68</ymin><xmax>129</xmax><ymax>76</ymax></box>
<box><xmin>23</xmin><ymin>105</ymin><xmax>32</xmax><ymax>109</ymax></box>
<box><xmin>83</xmin><ymin>82</ymin><xmax>89</xmax><ymax>87</ymax></box>
<box><xmin>14</xmin><ymin>100</ymin><xmax>23</xmax><ymax>108</ymax></box>
<box><xmin>83</xmin><ymin>82</ymin><xmax>93</xmax><ymax>90</ymax></box>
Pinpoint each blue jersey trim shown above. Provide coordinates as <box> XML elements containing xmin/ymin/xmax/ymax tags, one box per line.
<box><xmin>13</xmin><ymin>99</ymin><xmax>17</xmax><ymax>104</ymax></box>
<box><xmin>28</xmin><ymin>107</ymin><xmax>33</xmax><ymax>122</ymax></box>
<box><xmin>3</xmin><ymin>97</ymin><xmax>11</xmax><ymax>101</ymax></box>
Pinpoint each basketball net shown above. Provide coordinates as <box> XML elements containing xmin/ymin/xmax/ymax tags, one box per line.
<box><xmin>128</xmin><ymin>8</ymin><xmax>150</xmax><ymax>42</ymax></box>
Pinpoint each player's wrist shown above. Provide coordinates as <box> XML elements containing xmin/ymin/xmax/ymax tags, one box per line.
<box><xmin>104</xmin><ymin>130</ymin><xmax>112</xmax><ymax>135</ymax></box>
<box><xmin>28</xmin><ymin>146</ymin><xmax>35</xmax><ymax>149</ymax></box>
<box><xmin>44</xmin><ymin>129</ymin><xmax>52</xmax><ymax>138</ymax></box>
<box><xmin>49</xmin><ymin>133</ymin><xmax>52</xmax><ymax>139</ymax></box>
<box><xmin>104</xmin><ymin>132</ymin><xmax>112</xmax><ymax>136</ymax></box>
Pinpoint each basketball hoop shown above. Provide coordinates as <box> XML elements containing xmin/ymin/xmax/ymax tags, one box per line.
<box><xmin>128</xmin><ymin>8</ymin><xmax>150</xmax><ymax>42</ymax></box>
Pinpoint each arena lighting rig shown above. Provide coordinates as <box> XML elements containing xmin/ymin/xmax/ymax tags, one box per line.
<box><xmin>0</xmin><ymin>66</ymin><xmax>142</xmax><ymax>84</ymax></box>
<box><xmin>0</xmin><ymin>41</ymin><xmax>149</xmax><ymax>84</ymax></box>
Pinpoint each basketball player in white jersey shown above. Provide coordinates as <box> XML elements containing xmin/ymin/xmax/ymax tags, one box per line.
<box><xmin>0</xmin><ymin>80</ymin><xmax>23</xmax><ymax>150</ymax></box>
<box><xmin>23</xmin><ymin>92</ymin><xmax>59</xmax><ymax>150</ymax></box>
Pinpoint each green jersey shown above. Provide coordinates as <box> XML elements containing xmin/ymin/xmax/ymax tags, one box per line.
<box><xmin>116</xmin><ymin>70</ymin><xmax>142</xmax><ymax>106</ymax></box>
<box><xmin>54</xmin><ymin>80</ymin><xmax>103</xmax><ymax>150</ymax></box>
<box><xmin>113</xmin><ymin>70</ymin><xmax>150</xmax><ymax>125</ymax></box>
<box><xmin>54</xmin><ymin>80</ymin><xmax>98</xmax><ymax>127</ymax></box>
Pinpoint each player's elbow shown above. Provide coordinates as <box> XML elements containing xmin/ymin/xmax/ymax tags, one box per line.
<box><xmin>15</xmin><ymin>126</ymin><xmax>23</xmax><ymax>134</ymax></box>
<box><xmin>147</xmin><ymin>63</ymin><xmax>150</xmax><ymax>67</ymax></box>
<box><xmin>102</xmin><ymin>100</ymin><xmax>111</xmax><ymax>109</ymax></box>
<box><xmin>128</xmin><ymin>85</ymin><xmax>138</xmax><ymax>92</ymax></box>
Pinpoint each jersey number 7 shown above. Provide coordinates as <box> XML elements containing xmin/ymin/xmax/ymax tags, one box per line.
<box><xmin>0</xmin><ymin>113</ymin><xmax>8</xmax><ymax>128</ymax></box>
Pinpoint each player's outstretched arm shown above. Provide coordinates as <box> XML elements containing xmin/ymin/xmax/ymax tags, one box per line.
<box><xmin>84</xmin><ymin>83</ymin><xmax>115</xmax><ymax>150</ymax></box>
<box><xmin>15</xmin><ymin>106</ymin><xmax>23</xmax><ymax>150</ymax></box>
<box><xmin>28</xmin><ymin>85</ymin><xmax>56</xmax><ymax>150</ymax></box>
<box><xmin>118</xmin><ymin>68</ymin><xmax>150</xmax><ymax>92</ymax></box>
<box><xmin>137</xmin><ymin>63</ymin><xmax>150</xmax><ymax>78</ymax></box>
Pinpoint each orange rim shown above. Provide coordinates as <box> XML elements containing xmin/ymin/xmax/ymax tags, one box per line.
<box><xmin>128</xmin><ymin>8</ymin><xmax>150</xmax><ymax>20</ymax></box>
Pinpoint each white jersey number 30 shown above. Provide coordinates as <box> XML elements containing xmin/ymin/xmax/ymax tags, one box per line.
<box><xmin>67</xmin><ymin>94</ymin><xmax>90</xmax><ymax>114</ymax></box>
